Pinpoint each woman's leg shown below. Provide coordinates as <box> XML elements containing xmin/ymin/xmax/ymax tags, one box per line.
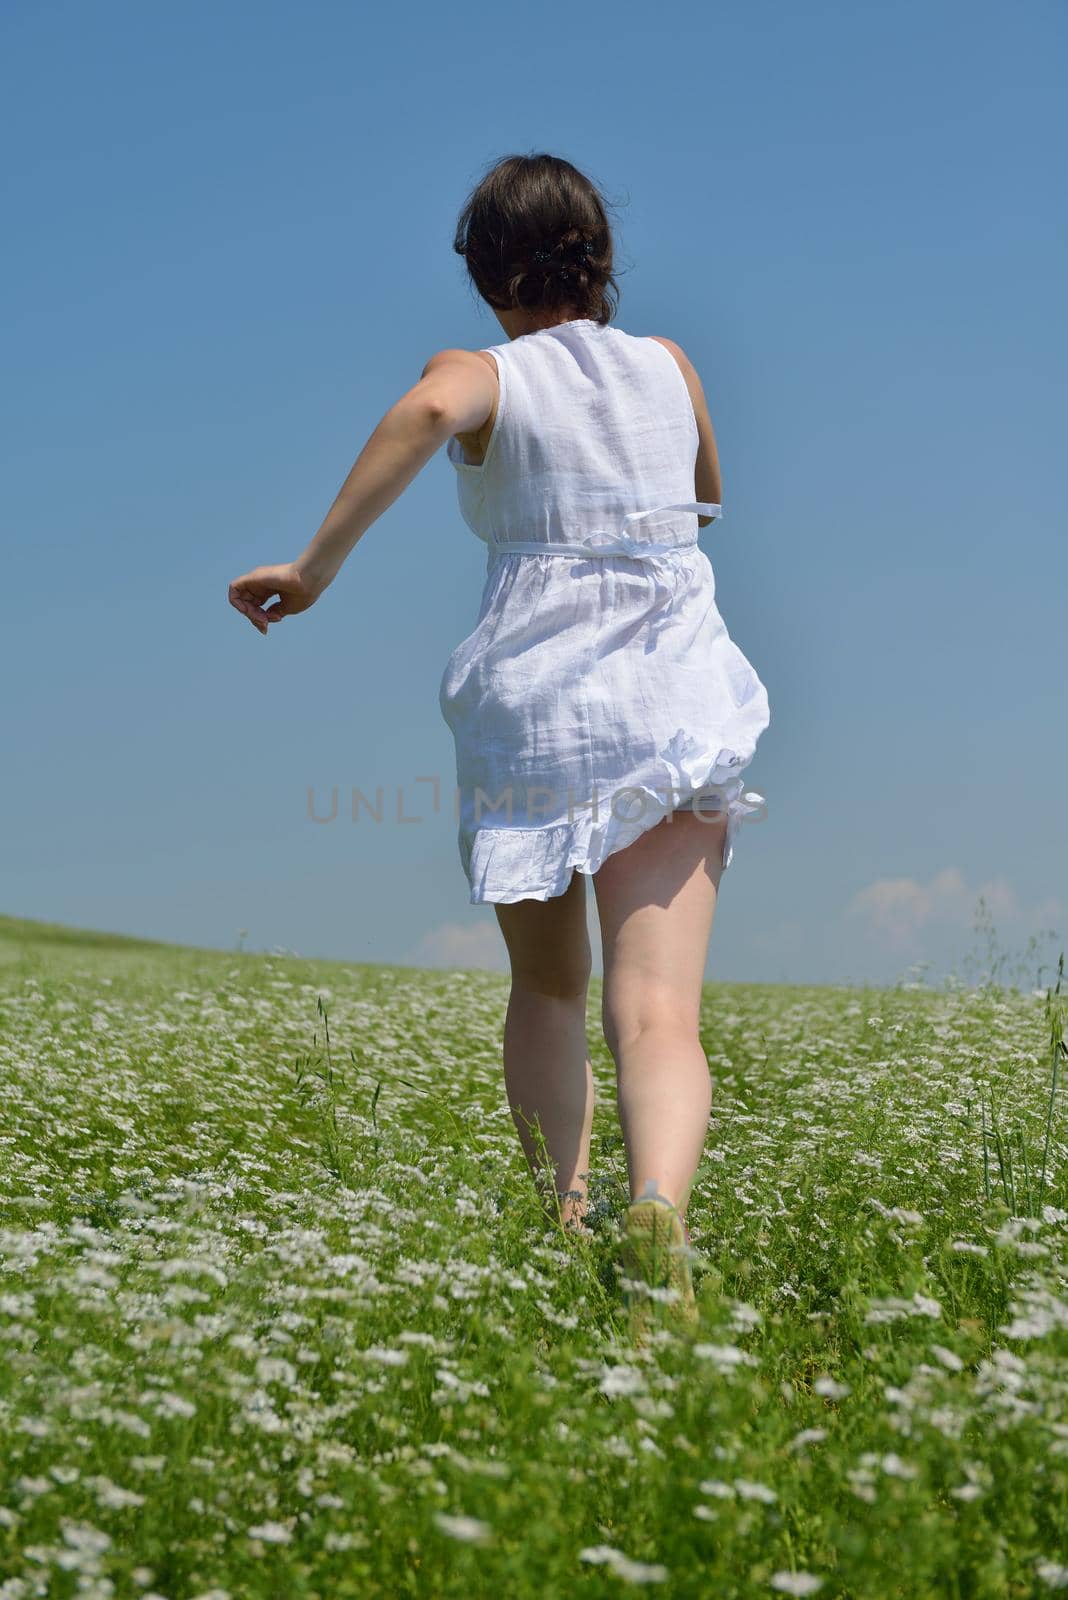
<box><xmin>592</xmin><ymin>807</ymin><xmax>729</xmax><ymax>1221</ymax></box>
<box><xmin>493</xmin><ymin>868</ymin><xmax>595</xmax><ymax>1228</ymax></box>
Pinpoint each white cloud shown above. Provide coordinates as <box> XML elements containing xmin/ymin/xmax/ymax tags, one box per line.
<box><xmin>409</xmin><ymin>919</ymin><xmax>508</xmax><ymax>972</ymax></box>
<box><xmin>846</xmin><ymin>867</ymin><xmax>1061</xmax><ymax>951</ymax></box>
<box><xmin>848</xmin><ymin>868</ymin><xmax>970</xmax><ymax>945</ymax></box>
<box><xmin>409</xmin><ymin>892</ymin><xmax>605</xmax><ymax>978</ymax></box>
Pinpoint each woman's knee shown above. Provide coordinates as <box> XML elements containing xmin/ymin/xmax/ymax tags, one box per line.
<box><xmin>511</xmin><ymin>955</ymin><xmax>592</xmax><ymax>1002</ymax></box>
<box><xmin>601</xmin><ymin>984</ymin><xmax>699</xmax><ymax>1060</ymax></box>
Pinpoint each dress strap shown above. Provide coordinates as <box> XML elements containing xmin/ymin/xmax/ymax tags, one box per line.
<box><xmin>622</xmin><ymin>501</ymin><xmax>722</xmax><ymax>525</ymax></box>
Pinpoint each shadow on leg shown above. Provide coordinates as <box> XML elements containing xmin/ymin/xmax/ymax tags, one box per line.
<box><xmin>493</xmin><ymin>868</ymin><xmax>595</xmax><ymax>1229</ymax></box>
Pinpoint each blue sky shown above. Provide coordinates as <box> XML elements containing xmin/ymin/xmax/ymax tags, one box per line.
<box><xmin>2</xmin><ymin>0</ymin><xmax>1064</xmax><ymax>987</ymax></box>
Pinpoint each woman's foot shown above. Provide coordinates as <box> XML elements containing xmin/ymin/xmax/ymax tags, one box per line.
<box><xmin>618</xmin><ymin>1183</ymin><xmax>699</xmax><ymax>1346</ymax></box>
<box><xmin>547</xmin><ymin>1186</ymin><xmax>591</xmax><ymax>1240</ymax></box>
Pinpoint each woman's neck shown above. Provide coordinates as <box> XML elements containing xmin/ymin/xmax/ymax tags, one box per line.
<box><xmin>492</xmin><ymin>306</ymin><xmax>589</xmax><ymax>340</ymax></box>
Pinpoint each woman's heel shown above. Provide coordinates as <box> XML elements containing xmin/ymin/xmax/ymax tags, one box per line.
<box><xmin>618</xmin><ymin>1185</ymin><xmax>699</xmax><ymax>1346</ymax></box>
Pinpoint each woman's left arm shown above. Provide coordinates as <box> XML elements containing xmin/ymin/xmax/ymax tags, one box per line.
<box><xmin>228</xmin><ymin>349</ymin><xmax>496</xmax><ymax>634</ymax></box>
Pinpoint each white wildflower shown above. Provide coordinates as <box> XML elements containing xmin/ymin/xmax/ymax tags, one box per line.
<box><xmin>88</xmin><ymin>1477</ymin><xmax>145</xmax><ymax>1510</ymax></box>
<box><xmin>787</xmin><ymin>1428</ymin><xmax>828</xmax><ymax>1452</ymax></box>
<box><xmin>735</xmin><ymin>1479</ymin><xmax>777</xmax><ymax>1503</ymax></box>
<box><xmin>869</xmin><ymin>1199</ymin><xmax>923</xmax><ymax>1226</ymax></box>
<box><xmin>247</xmin><ymin>1521</ymin><xmax>292</xmax><ymax>1544</ymax></box>
<box><xmin>579</xmin><ymin>1546</ymin><xmax>667</xmax><ymax>1582</ymax></box>
<box><xmin>17</xmin><ymin>1417</ymin><xmax>51</xmax><ymax>1439</ymax></box>
<box><xmin>361</xmin><ymin>1346</ymin><xmax>409</xmax><ymax>1366</ymax></box>
<box><xmin>435</xmin><ymin>1513</ymin><xmax>493</xmax><ymax>1544</ymax></box>
<box><xmin>14</xmin><ymin>1476</ymin><xmax>52</xmax><ymax>1499</ymax></box>
<box><xmin>930</xmin><ymin>1344</ymin><xmax>964</xmax><ymax>1372</ymax></box>
<box><xmin>999</xmin><ymin>1285</ymin><xmax>1068</xmax><ymax>1340</ymax></box>
<box><xmin>598</xmin><ymin>1364</ymin><xmax>646</xmax><ymax>1397</ymax></box>
<box><xmin>153</xmin><ymin>1257</ymin><xmax>227</xmax><ymax>1288</ymax></box>
<box><xmin>771</xmin><ymin>1575</ymin><xmax>823</xmax><ymax>1596</ymax></box>
<box><xmin>610</xmin><ymin>1555</ymin><xmax>669</xmax><ymax>1584</ymax></box>
<box><xmin>693</xmin><ymin>1343</ymin><xmax>756</xmax><ymax>1369</ymax></box>
<box><xmin>61</xmin><ymin>1524</ymin><xmax>111</xmax><ymax>1556</ymax></box>
<box><xmin>864</xmin><ymin>1291</ymin><xmax>941</xmax><ymax>1324</ymax></box>
<box><xmin>813</xmin><ymin>1376</ymin><xmax>850</xmax><ymax>1400</ymax></box>
<box><xmin>153</xmin><ymin>1392</ymin><xmax>196</xmax><ymax>1420</ymax></box>
<box><xmin>728</xmin><ymin>1301</ymin><xmax>763</xmax><ymax>1329</ymax></box>
<box><xmin>255</xmin><ymin>1357</ymin><xmax>297</xmax><ymax>1385</ymax></box>
<box><xmin>863</xmin><ymin>1297</ymin><xmax>912</xmax><ymax>1325</ymax></box>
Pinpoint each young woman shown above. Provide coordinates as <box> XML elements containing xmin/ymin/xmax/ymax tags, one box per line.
<box><xmin>228</xmin><ymin>152</ymin><xmax>771</xmax><ymax>1342</ymax></box>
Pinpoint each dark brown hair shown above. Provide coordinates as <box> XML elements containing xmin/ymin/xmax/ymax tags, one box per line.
<box><xmin>454</xmin><ymin>152</ymin><xmax>620</xmax><ymax>325</ymax></box>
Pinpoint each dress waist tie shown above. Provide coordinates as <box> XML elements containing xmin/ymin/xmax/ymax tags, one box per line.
<box><xmin>486</xmin><ymin>502</ymin><xmax>722</xmax><ymax>646</ymax></box>
<box><xmin>486</xmin><ymin>501</ymin><xmax>722</xmax><ymax>561</ymax></box>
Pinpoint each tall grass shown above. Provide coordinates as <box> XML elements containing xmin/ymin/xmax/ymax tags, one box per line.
<box><xmin>0</xmin><ymin>915</ymin><xmax>1064</xmax><ymax>1598</ymax></box>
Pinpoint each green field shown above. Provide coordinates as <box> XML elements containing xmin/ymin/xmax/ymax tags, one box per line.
<box><xmin>0</xmin><ymin>912</ymin><xmax>1065</xmax><ymax>1599</ymax></box>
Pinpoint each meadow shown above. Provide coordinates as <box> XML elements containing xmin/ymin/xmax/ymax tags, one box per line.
<box><xmin>0</xmin><ymin>911</ymin><xmax>1065</xmax><ymax>1599</ymax></box>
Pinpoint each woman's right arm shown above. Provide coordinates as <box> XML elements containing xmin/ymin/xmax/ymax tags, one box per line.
<box><xmin>227</xmin><ymin>350</ymin><xmax>497</xmax><ymax>633</ymax></box>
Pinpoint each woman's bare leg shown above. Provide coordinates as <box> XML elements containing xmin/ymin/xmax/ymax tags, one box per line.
<box><xmin>592</xmin><ymin>808</ymin><xmax>729</xmax><ymax>1221</ymax></box>
<box><xmin>493</xmin><ymin>868</ymin><xmax>595</xmax><ymax>1228</ymax></box>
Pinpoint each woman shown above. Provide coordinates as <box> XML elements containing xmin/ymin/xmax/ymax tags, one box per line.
<box><xmin>228</xmin><ymin>151</ymin><xmax>771</xmax><ymax>1343</ymax></box>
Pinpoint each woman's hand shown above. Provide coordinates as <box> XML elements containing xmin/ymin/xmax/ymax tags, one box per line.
<box><xmin>227</xmin><ymin>562</ymin><xmax>324</xmax><ymax>635</ymax></box>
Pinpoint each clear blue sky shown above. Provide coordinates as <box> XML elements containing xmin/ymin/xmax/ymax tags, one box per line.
<box><xmin>2</xmin><ymin>0</ymin><xmax>1064</xmax><ymax>987</ymax></box>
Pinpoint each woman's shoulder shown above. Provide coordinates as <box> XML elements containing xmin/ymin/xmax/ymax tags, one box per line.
<box><xmin>645</xmin><ymin>334</ymin><xmax>692</xmax><ymax>368</ymax></box>
<box><xmin>643</xmin><ymin>334</ymin><xmax>706</xmax><ymax>398</ymax></box>
<box><xmin>422</xmin><ymin>346</ymin><xmax>501</xmax><ymax>375</ymax></box>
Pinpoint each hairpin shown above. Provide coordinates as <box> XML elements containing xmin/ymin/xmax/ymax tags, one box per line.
<box><xmin>531</xmin><ymin>239</ymin><xmax>593</xmax><ymax>267</ymax></box>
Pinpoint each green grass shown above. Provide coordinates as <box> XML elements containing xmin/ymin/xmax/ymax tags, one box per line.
<box><xmin>0</xmin><ymin>913</ymin><xmax>1065</xmax><ymax>1599</ymax></box>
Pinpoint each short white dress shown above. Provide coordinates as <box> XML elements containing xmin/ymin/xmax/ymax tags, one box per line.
<box><xmin>439</xmin><ymin>316</ymin><xmax>771</xmax><ymax>905</ymax></box>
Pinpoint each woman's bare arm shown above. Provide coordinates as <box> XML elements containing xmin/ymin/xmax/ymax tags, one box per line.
<box><xmin>648</xmin><ymin>337</ymin><xmax>723</xmax><ymax>526</ymax></box>
<box><xmin>227</xmin><ymin>349</ymin><xmax>497</xmax><ymax>633</ymax></box>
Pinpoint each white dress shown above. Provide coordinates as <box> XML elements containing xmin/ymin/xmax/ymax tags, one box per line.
<box><xmin>439</xmin><ymin>316</ymin><xmax>770</xmax><ymax>905</ymax></box>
